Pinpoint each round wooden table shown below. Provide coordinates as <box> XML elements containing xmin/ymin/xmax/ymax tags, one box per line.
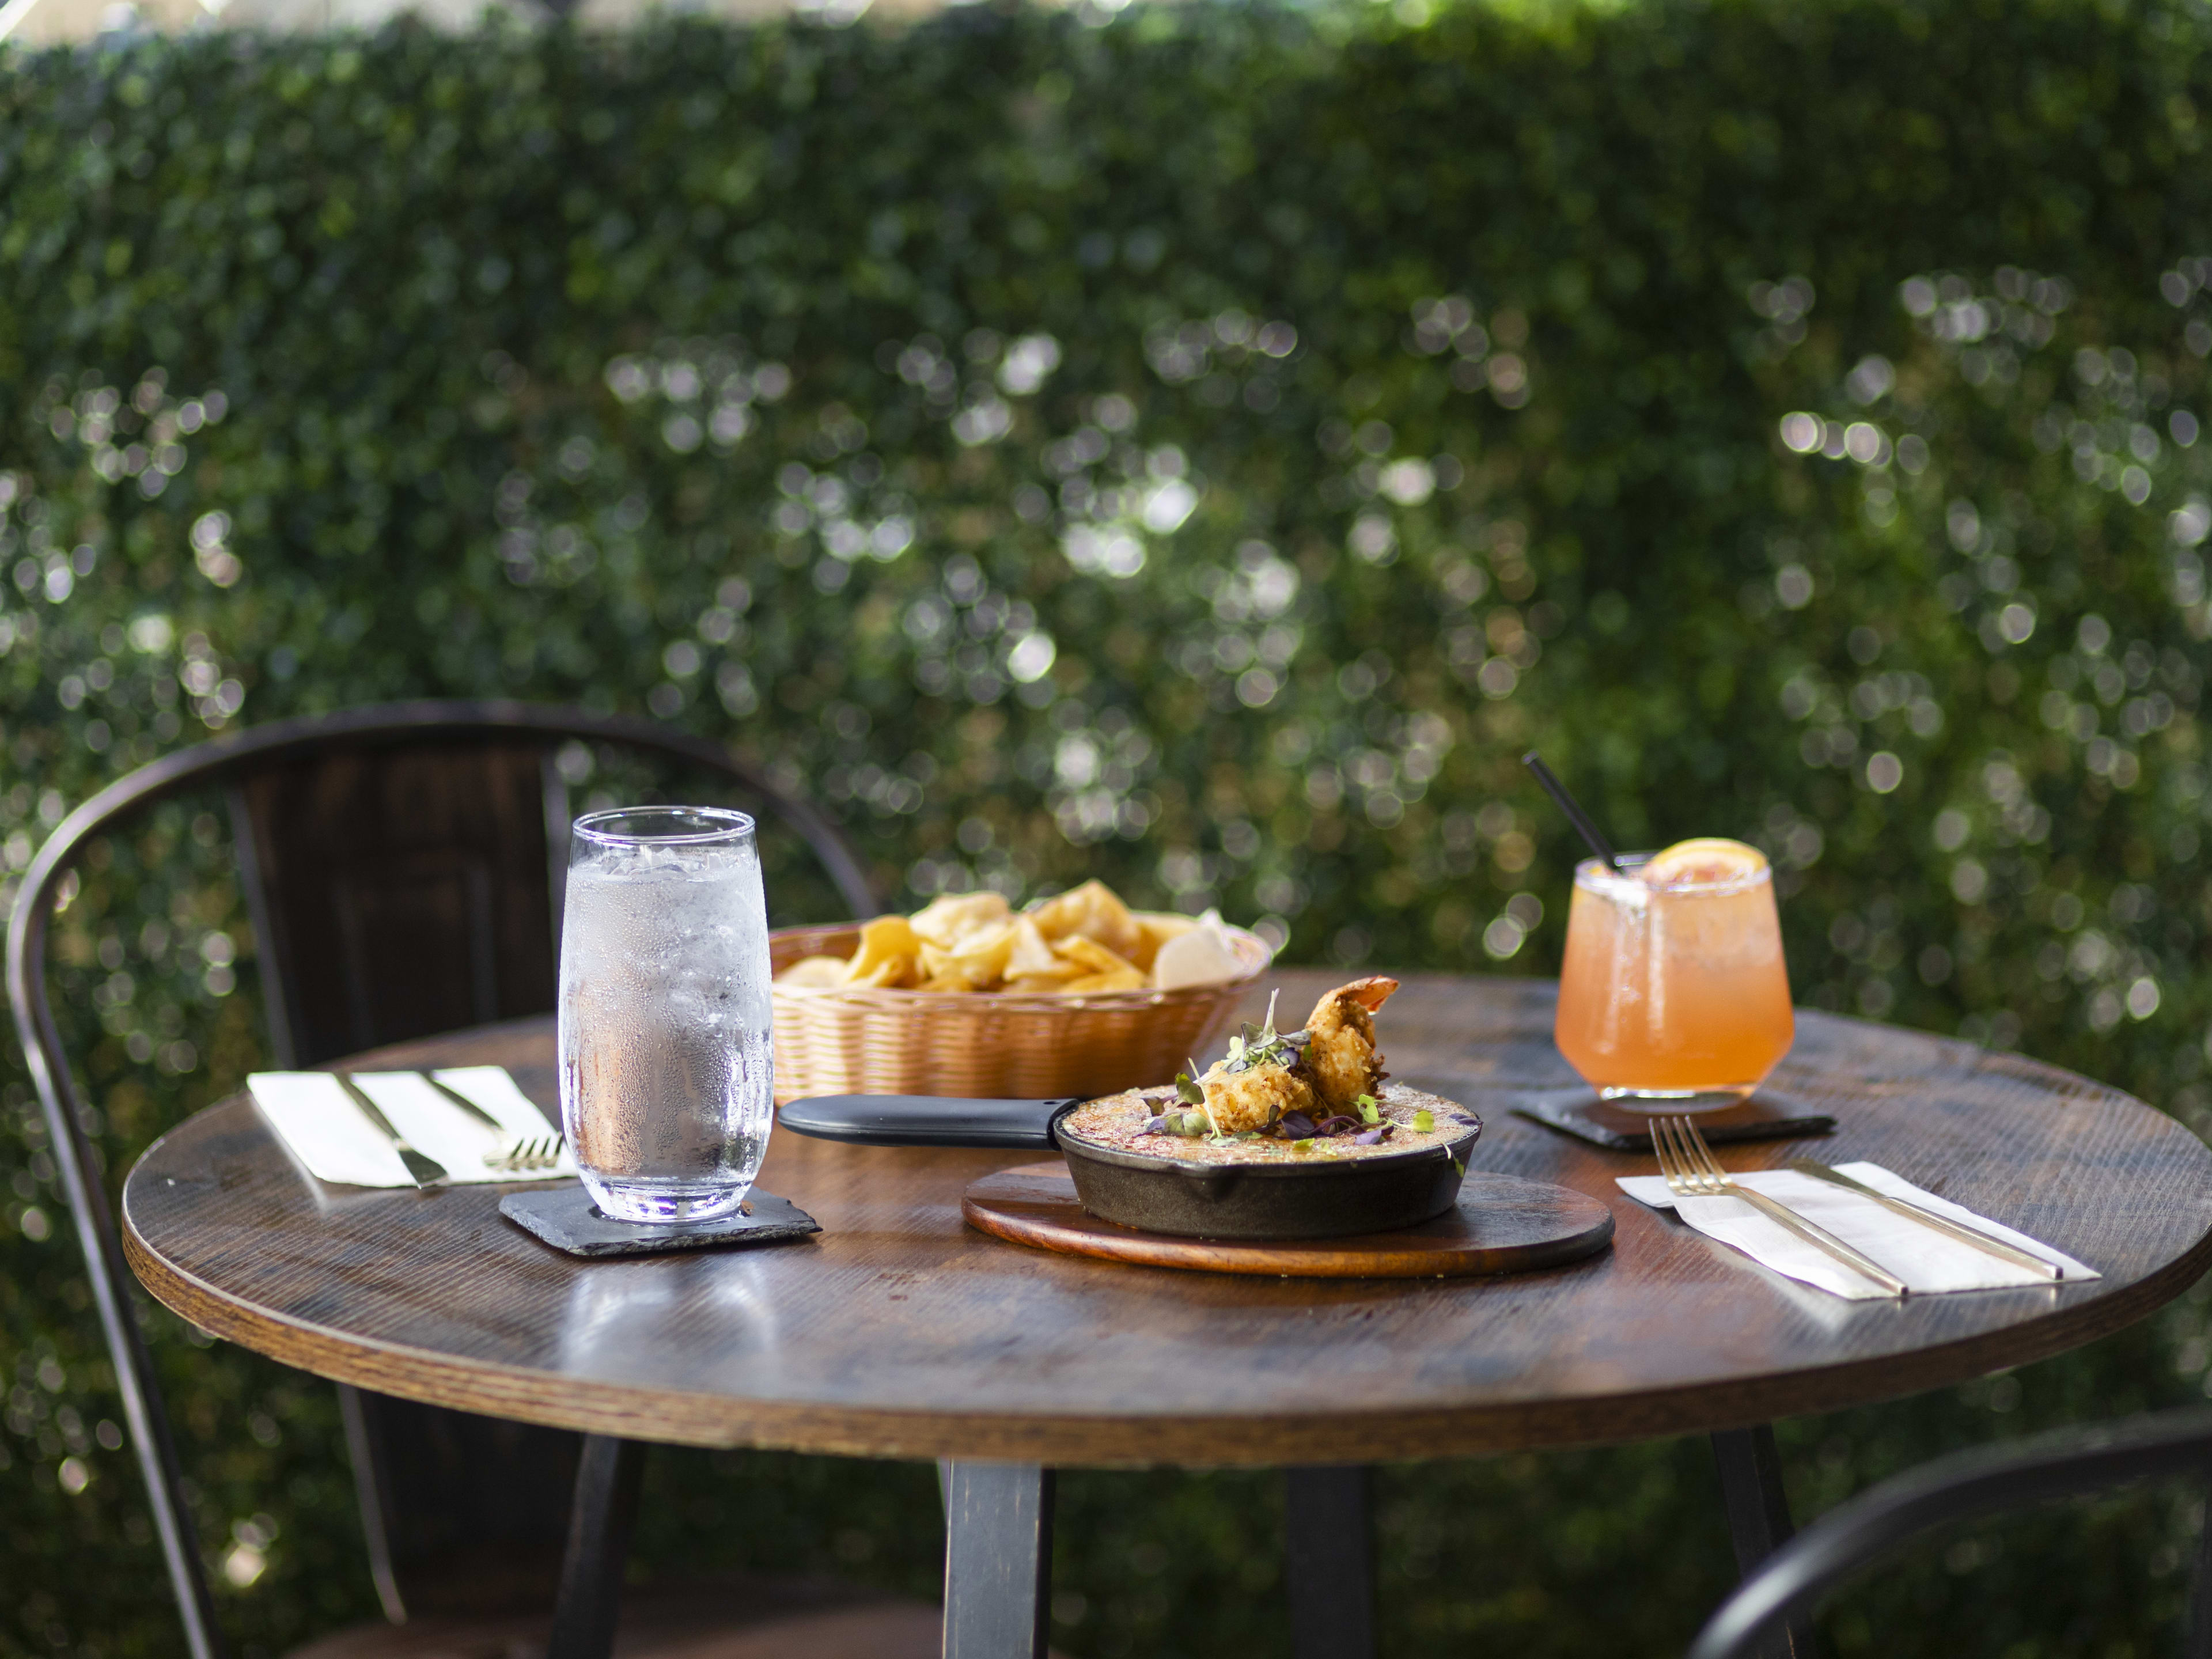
<box><xmin>121</xmin><ymin>972</ymin><xmax>2212</xmax><ymax>1659</ymax></box>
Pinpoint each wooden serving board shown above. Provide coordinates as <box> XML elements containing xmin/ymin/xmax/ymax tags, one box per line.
<box><xmin>961</xmin><ymin>1162</ymin><xmax>1615</xmax><ymax>1279</ymax></box>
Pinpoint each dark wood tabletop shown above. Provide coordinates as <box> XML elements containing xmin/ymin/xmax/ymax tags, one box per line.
<box><xmin>120</xmin><ymin>972</ymin><xmax>2212</xmax><ymax>1467</ymax></box>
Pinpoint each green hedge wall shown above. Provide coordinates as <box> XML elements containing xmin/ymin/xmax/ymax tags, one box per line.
<box><xmin>6</xmin><ymin>1</ymin><xmax>2212</xmax><ymax>1654</ymax></box>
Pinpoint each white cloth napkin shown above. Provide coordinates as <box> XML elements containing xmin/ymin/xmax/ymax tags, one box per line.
<box><xmin>1618</xmin><ymin>1161</ymin><xmax>2097</xmax><ymax>1300</ymax></box>
<box><xmin>249</xmin><ymin>1067</ymin><xmax>574</xmax><ymax>1188</ymax></box>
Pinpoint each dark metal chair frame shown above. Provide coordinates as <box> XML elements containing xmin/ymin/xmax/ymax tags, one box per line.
<box><xmin>5</xmin><ymin>700</ymin><xmax>877</xmax><ymax>1659</ymax></box>
<box><xmin>1689</xmin><ymin>1406</ymin><xmax>2212</xmax><ymax>1659</ymax></box>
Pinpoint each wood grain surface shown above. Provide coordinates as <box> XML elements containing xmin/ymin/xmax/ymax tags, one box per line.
<box><xmin>961</xmin><ymin>1164</ymin><xmax>1615</xmax><ymax>1279</ymax></box>
<box><xmin>122</xmin><ymin>974</ymin><xmax>2212</xmax><ymax>1467</ymax></box>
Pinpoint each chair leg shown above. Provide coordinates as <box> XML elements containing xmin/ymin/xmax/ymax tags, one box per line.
<box><xmin>2186</xmin><ymin>1482</ymin><xmax>2212</xmax><ymax>1659</ymax></box>
<box><xmin>1712</xmin><ymin>1426</ymin><xmax>1819</xmax><ymax>1659</ymax></box>
<box><xmin>547</xmin><ymin>1435</ymin><xmax>646</xmax><ymax>1659</ymax></box>
<box><xmin>1286</xmin><ymin>1465</ymin><xmax>1377</xmax><ymax>1659</ymax></box>
<box><xmin>942</xmin><ymin>1462</ymin><xmax>1055</xmax><ymax>1659</ymax></box>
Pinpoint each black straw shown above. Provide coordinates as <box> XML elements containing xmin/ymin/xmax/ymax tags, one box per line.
<box><xmin>1521</xmin><ymin>752</ymin><xmax>1622</xmax><ymax>868</ymax></box>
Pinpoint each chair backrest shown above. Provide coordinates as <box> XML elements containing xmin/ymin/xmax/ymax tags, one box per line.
<box><xmin>5</xmin><ymin>700</ymin><xmax>877</xmax><ymax>1657</ymax></box>
<box><xmin>1688</xmin><ymin>1406</ymin><xmax>2212</xmax><ymax>1659</ymax></box>
<box><xmin>233</xmin><ymin>736</ymin><xmax>561</xmax><ymax>1067</ymax></box>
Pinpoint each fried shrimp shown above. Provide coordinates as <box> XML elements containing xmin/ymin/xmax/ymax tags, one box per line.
<box><xmin>1304</xmin><ymin>975</ymin><xmax>1399</xmax><ymax>1113</ymax></box>
<box><xmin>1199</xmin><ymin>1060</ymin><xmax>1316</xmax><ymax>1134</ymax></box>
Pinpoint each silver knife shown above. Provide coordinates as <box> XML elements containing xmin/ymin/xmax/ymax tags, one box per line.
<box><xmin>1789</xmin><ymin>1159</ymin><xmax>2062</xmax><ymax>1280</ymax></box>
<box><xmin>412</xmin><ymin>1072</ymin><xmax>507</xmax><ymax>1134</ymax></box>
<box><xmin>337</xmin><ymin>1075</ymin><xmax>450</xmax><ymax>1190</ymax></box>
<box><xmin>411</xmin><ymin>1071</ymin><xmax>565</xmax><ymax>1173</ymax></box>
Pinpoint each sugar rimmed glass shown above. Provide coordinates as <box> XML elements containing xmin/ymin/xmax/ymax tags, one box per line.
<box><xmin>1552</xmin><ymin>850</ymin><xmax>1794</xmax><ymax>1111</ymax></box>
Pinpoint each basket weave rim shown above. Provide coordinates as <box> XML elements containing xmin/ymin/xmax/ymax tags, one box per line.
<box><xmin>767</xmin><ymin>920</ymin><xmax>1272</xmax><ymax>1012</ymax></box>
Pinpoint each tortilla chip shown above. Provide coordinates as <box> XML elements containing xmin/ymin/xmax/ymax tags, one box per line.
<box><xmin>916</xmin><ymin>971</ymin><xmax>981</xmax><ymax>993</ymax></box>
<box><xmin>1062</xmin><ymin>968</ymin><xmax>1148</xmax><ymax>994</ymax></box>
<box><xmin>1052</xmin><ymin>934</ymin><xmax>1142</xmax><ymax>978</ymax></box>
<box><xmin>910</xmin><ymin>891</ymin><xmax>1014</xmax><ymax>950</ymax></box>
<box><xmin>1026</xmin><ymin>879</ymin><xmax>1144</xmax><ymax>961</ymax></box>
<box><xmin>776</xmin><ymin>955</ymin><xmax>851</xmax><ymax>990</ymax></box>
<box><xmin>1007</xmin><ymin>916</ymin><xmax>1071</xmax><ymax>979</ymax></box>
<box><xmin>843</xmin><ymin>915</ymin><xmax>921</xmax><ymax>988</ymax></box>
<box><xmin>918</xmin><ymin>922</ymin><xmax>1016</xmax><ymax>990</ymax></box>
<box><xmin>1003</xmin><ymin>973</ymin><xmax>1082</xmax><ymax>995</ymax></box>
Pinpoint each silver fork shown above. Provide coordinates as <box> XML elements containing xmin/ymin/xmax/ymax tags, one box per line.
<box><xmin>396</xmin><ymin>1074</ymin><xmax>566</xmax><ymax>1174</ymax></box>
<box><xmin>488</xmin><ymin>1134</ymin><xmax>565</xmax><ymax>1173</ymax></box>
<box><xmin>1653</xmin><ymin>1115</ymin><xmax>1908</xmax><ymax>1298</ymax></box>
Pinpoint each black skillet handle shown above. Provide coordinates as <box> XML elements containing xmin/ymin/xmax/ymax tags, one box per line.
<box><xmin>776</xmin><ymin>1094</ymin><xmax>1071</xmax><ymax>1149</ymax></box>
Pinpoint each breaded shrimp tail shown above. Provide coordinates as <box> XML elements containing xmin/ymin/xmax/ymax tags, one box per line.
<box><xmin>1304</xmin><ymin>975</ymin><xmax>1399</xmax><ymax>1113</ymax></box>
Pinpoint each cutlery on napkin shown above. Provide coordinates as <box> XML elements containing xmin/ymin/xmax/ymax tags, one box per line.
<box><xmin>250</xmin><ymin>1067</ymin><xmax>575</xmax><ymax>1189</ymax></box>
<box><xmin>1618</xmin><ymin>1161</ymin><xmax>2095</xmax><ymax>1301</ymax></box>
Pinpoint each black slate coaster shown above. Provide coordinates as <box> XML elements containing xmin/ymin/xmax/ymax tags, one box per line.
<box><xmin>1506</xmin><ymin>1088</ymin><xmax>1836</xmax><ymax>1152</ymax></box>
<box><xmin>498</xmin><ymin>1185</ymin><xmax>821</xmax><ymax>1258</ymax></box>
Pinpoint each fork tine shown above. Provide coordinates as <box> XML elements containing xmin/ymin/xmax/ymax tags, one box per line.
<box><xmin>1650</xmin><ymin>1116</ymin><xmax>1685</xmax><ymax>1192</ymax></box>
<box><xmin>1661</xmin><ymin>1116</ymin><xmax>1713</xmax><ymax>1195</ymax></box>
<box><xmin>1679</xmin><ymin>1115</ymin><xmax>1729</xmax><ymax>1184</ymax></box>
<box><xmin>1688</xmin><ymin>1120</ymin><xmax>1726</xmax><ymax>1194</ymax></box>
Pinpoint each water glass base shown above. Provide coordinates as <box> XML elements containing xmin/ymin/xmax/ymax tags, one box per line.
<box><xmin>1594</xmin><ymin>1086</ymin><xmax>1759</xmax><ymax>1115</ymax></box>
<box><xmin>582</xmin><ymin>1173</ymin><xmax>751</xmax><ymax>1225</ymax></box>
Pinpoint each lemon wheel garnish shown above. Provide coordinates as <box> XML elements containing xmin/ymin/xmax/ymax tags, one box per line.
<box><xmin>1643</xmin><ymin>837</ymin><xmax>1767</xmax><ymax>888</ymax></box>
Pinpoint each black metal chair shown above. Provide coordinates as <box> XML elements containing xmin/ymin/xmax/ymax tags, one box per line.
<box><xmin>3</xmin><ymin>700</ymin><xmax>926</xmax><ymax>1659</ymax></box>
<box><xmin>1688</xmin><ymin>1406</ymin><xmax>2212</xmax><ymax>1659</ymax></box>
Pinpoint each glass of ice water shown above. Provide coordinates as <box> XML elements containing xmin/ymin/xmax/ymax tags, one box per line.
<box><xmin>558</xmin><ymin>806</ymin><xmax>774</xmax><ymax>1224</ymax></box>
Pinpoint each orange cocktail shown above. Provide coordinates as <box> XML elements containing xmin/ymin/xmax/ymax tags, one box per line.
<box><xmin>1554</xmin><ymin>839</ymin><xmax>1794</xmax><ymax>1107</ymax></box>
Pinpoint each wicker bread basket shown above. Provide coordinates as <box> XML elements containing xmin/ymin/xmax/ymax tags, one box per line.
<box><xmin>768</xmin><ymin>920</ymin><xmax>1272</xmax><ymax>1103</ymax></box>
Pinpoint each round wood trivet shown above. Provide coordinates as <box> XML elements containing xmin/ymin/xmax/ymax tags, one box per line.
<box><xmin>961</xmin><ymin>1163</ymin><xmax>1615</xmax><ymax>1279</ymax></box>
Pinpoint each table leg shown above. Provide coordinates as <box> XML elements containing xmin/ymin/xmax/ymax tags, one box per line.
<box><xmin>942</xmin><ymin>1462</ymin><xmax>1056</xmax><ymax>1659</ymax></box>
<box><xmin>548</xmin><ymin>1434</ymin><xmax>646</xmax><ymax>1659</ymax></box>
<box><xmin>1285</xmin><ymin>1465</ymin><xmax>1377</xmax><ymax>1659</ymax></box>
<box><xmin>1711</xmin><ymin>1425</ymin><xmax>1818</xmax><ymax>1659</ymax></box>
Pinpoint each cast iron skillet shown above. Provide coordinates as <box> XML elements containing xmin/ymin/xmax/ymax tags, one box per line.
<box><xmin>778</xmin><ymin>1090</ymin><xmax>1483</xmax><ymax>1241</ymax></box>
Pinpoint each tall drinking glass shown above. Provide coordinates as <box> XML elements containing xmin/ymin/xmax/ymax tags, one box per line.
<box><xmin>558</xmin><ymin>806</ymin><xmax>774</xmax><ymax>1222</ymax></box>
<box><xmin>1553</xmin><ymin>843</ymin><xmax>1794</xmax><ymax>1109</ymax></box>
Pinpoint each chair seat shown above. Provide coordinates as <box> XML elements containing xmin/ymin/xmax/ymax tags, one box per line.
<box><xmin>285</xmin><ymin>1578</ymin><xmax>946</xmax><ymax>1659</ymax></box>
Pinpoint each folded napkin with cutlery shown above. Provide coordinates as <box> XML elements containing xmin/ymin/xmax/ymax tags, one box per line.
<box><xmin>1618</xmin><ymin>1162</ymin><xmax>2096</xmax><ymax>1300</ymax></box>
<box><xmin>249</xmin><ymin>1067</ymin><xmax>576</xmax><ymax>1188</ymax></box>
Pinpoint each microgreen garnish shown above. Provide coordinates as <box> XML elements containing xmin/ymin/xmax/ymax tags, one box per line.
<box><xmin>1175</xmin><ymin>1066</ymin><xmax>1206</xmax><ymax>1106</ymax></box>
<box><xmin>1412</xmin><ymin>1109</ymin><xmax>1435</xmax><ymax>1132</ymax></box>
<box><xmin>1357</xmin><ymin>1095</ymin><xmax>1382</xmax><ymax>1125</ymax></box>
<box><xmin>1220</xmin><ymin>990</ymin><xmax>1306</xmax><ymax>1076</ymax></box>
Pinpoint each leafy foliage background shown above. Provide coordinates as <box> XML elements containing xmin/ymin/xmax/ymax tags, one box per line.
<box><xmin>5</xmin><ymin>0</ymin><xmax>2212</xmax><ymax>1653</ymax></box>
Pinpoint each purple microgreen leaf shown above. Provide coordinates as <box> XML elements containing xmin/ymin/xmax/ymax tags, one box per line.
<box><xmin>1354</xmin><ymin>1127</ymin><xmax>1386</xmax><ymax>1145</ymax></box>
